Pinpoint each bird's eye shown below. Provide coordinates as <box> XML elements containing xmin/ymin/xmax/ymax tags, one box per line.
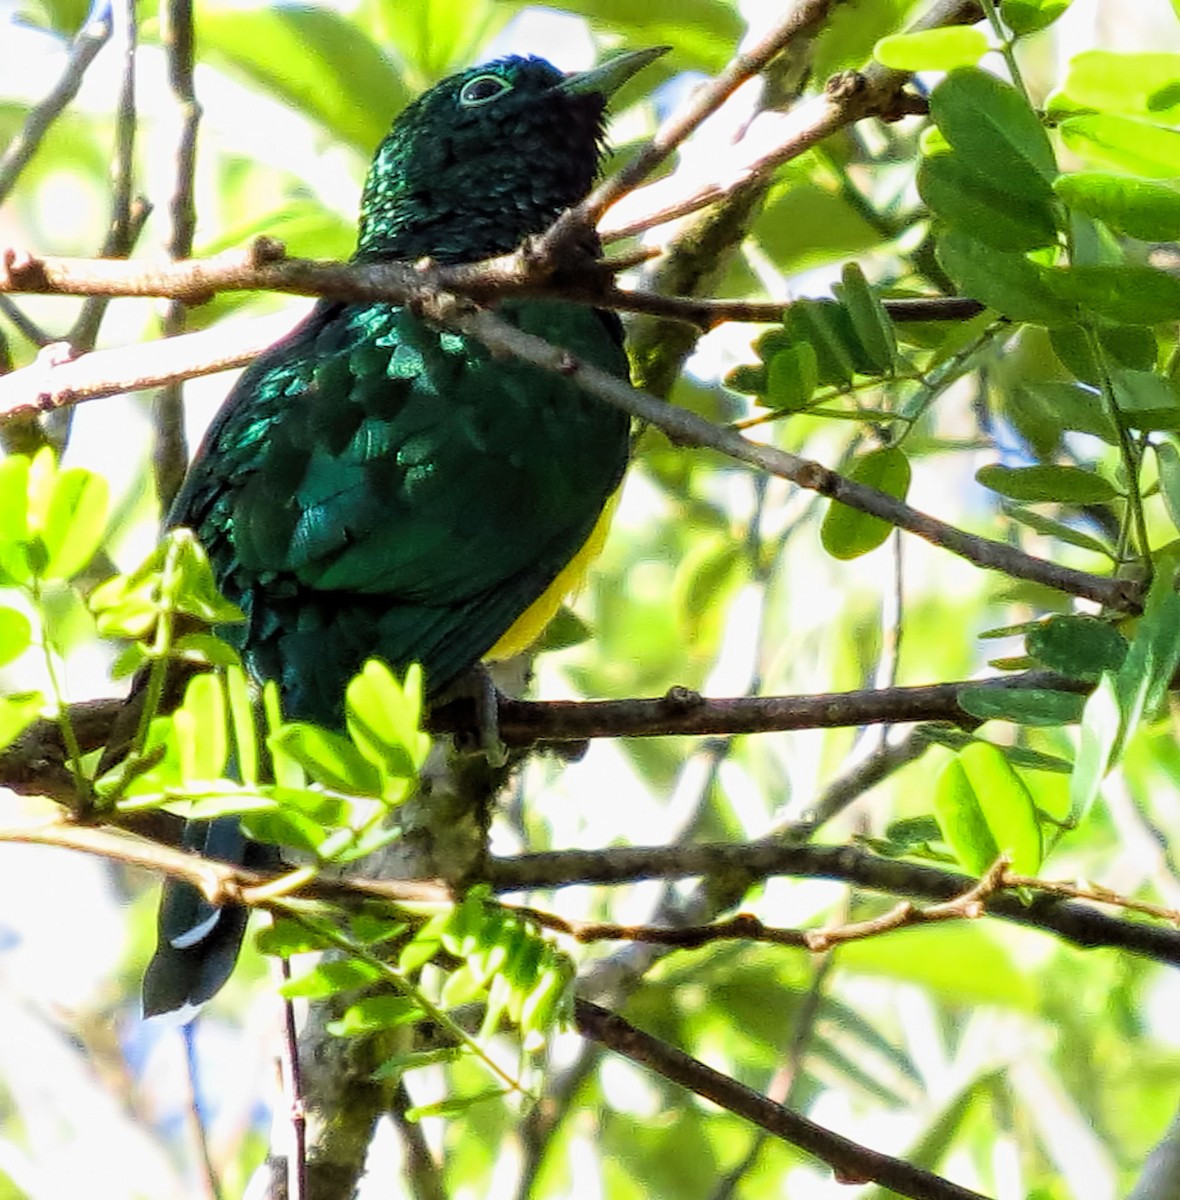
<box><xmin>458</xmin><ymin>74</ymin><xmax>512</xmax><ymax>107</ymax></box>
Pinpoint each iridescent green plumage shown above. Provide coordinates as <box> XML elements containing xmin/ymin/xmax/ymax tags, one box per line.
<box><xmin>143</xmin><ymin>51</ymin><xmax>659</xmax><ymax>1015</ymax></box>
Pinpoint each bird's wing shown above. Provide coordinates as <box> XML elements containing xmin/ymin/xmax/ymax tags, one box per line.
<box><xmin>174</xmin><ymin>298</ymin><xmax>630</xmax><ymax>704</ymax></box>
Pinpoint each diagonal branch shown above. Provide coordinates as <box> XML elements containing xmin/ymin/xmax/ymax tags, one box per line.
<box><xmin>0</xmin><ymin>1</ymin><xmax>115</xmax><ymax>205</ymax></box>
<box><xmin>574</xmin><ymin>998</ymin><xmax>991</xmax><ymax>1200</ymax></box>
<box><xmin>438</xmin><ymin>302</ymin><xmax>1137</xmax><ymax>612</ymax></box>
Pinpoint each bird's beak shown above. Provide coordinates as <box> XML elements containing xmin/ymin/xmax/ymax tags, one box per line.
<box><xmin>558</xmin><ymin>46</ymin><xmax>670</xmax><ymax>100</ymax></box>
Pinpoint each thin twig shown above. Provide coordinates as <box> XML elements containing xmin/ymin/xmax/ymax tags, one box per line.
<box><xmin>0</xmin><ymin>0</ymin><xmax>114</xmax><ymax>205</ymax></box>
<box><xmin>153</xmin><ymin>0</ymin><xmax>201</xmax><ymax>512</ymax></box>
<box><xmin>2</xmin><ymin>821</ymin><xmax>1179</xmax><ymax>968</ymax></box>
<box><xmin>277</xmin><ymin>958</ymin><xmax>308</xmax><ymax>1200</ymax></box>
<box><xmin>574</xmin><ymin>999</ymin><xmax>991</xmax><ymax>1200</ymax></box>
<box><xmin>573</xmin><ymin>0</ymin><xmax>845</xmax><ymax>229</ymax></box>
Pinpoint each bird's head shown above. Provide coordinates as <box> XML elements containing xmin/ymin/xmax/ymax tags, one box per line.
<box><xmin>355</xmin><ymin>48</ymin><xmax>666</xmax><ymax>265</ymax></box>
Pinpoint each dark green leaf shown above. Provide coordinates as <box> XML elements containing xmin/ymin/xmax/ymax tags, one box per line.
<box><xmin>837</xmin><ymin>262</ymin><xmax>898</xmax><ymax>374</ymax></box>
<box><xmin>1014</xmin><ymin>382</ymin><xmax>1117</xmax><ymax>443</ymax></box>
<box><xmin>766</xmin><ymin>343</ymin><xmax>819</xmax><ymax>410</ymax></box>
<box><xmin>1041</xmin><ymin>265</ymin><xmax>1180</xmax><ymax>325</ymax></box>
<box><xmin>255</xmin><ymin>918</ymin><xmax>336</xmax><ymax>956</ymax></box>
<box><xmin>929</xmin><ymin>68</ymin><xmax>1057</xmax><ymax>198</ymax></box>
<box><xmin>1003</xmin><ymin>505</ymin><xmax>1115</xmax><ymax>560</ymax></box>
<box><xmin>936</xmin><ymin>232</ymin><xmax>1074</xmax><ymax>325</ymax></box>
<box><xmin>1049</xmin><ymin>324</ymin><xmax>1157</xmax><ymax>385</ymax></box>
<box><xmin>1026</xmin><ymin>615</ymin><xmax>1128</xmax><ymax>680</ymax></box>
<box><xmin>957</xmin><ymin>685</ymin><xmax>1086</xmax><ymax>726</ymax></box>
<box><xmin>1110</xmin><ymin>368</ymin><xmax>1180</xmax><ymax>431</ymax></box>
<box><xmin>919</xmin><ymin>149</ymin><xmax>1058</xmax><ymax>251</ymax></box>
<box><xmin>976</xmin><ymin>464</ymin><xmax>1116</xmax><ymax>503</ymax></box>
<box><xmin>785</xmin><ymin>299</ymin><xmax>860</xmax><ymax>387</ymax></box>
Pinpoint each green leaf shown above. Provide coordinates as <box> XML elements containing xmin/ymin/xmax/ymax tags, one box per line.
<box><xmin>172</xmin><ymin>674</ymin><xmax>227</xmax><ymax>781</ymax></box>
<box><xmin>242</xmin><ymin>806</ymin><xmax>328</xmax><ymax>854</ymax></box>
<box><xmin>0</xmin><ymin>606</ymin><xmax>31</xmax><ymax>668</ymax></box>
<box><xmin>1013</xmin><ymin>382</ymin><xmax>1117</xmax><ymax>444</ymax></box>
<box><xmin>1004</xmin><ymin>504</ymin><xmax>1114</xmax><ymax>559</ymax></box>
<box><xmin>975</xmin><ymin>464</ymin><xmax>1116</xmax><ymax>503</ymax></box>
<box><xmin>1051</xmin><ymin>51</ymin><xmax>1180</xmax><ymax>122</ymax></box>
<box><xmin>520</xmin><ymin>954</ymin><xmax>574</xmax><ymax>1045</ymax></box>
<box><xmin>724</xmin><ymin>363</ymin><xmax>766</xmax><ymax>396</ymax></box>
<box><xmin>934</xmin><ymin>756</ymin><xmax>1000</xmax><ymax>875</ymax></box>
<box><xmin>920</xmin><ymin>149</ymin><xmax>1059</xmax><ymax>251</ymax></box>
<box><xmin>1026</xmin><ymin>615</ymin><xmax>1128</xmax><ymax>680</ymax></box>
<box><xmin>199</xmin><ymin>4</ymin><xmax>411</xmax><ymax>155</ymax></box>
<box><xmin>765</xmin><ymin>343</ymin><xmax>819</xmax><ymax>411</ymax></box>
<box><xmin>166</xmin><ymin>531</ymin><xmax>246</xmax><ymax>625</ymax></box>
<box><xmin>327</xmin><ymin>994</ymin><xmax>424</xmax><ymax>1037</ymax></box>
<box><xmin>1155</xmin><ymin>440</ymin><xmax>1180</xmax><ymax>535</ymax></box>
<box><xmin>36</xmin><ymin>466</ymin><xmax>107</xmax><ymax>580</ymax></box>
<box><xmin>1110</xmin><ymin>368</ymin><xmax>1180</xmax><ymax>431</ymax></box>
<box><xmin>0</xmin><ymin>454</ymin><xmax>31</xmax><ymax>585</ymax></box>
<box><xmin>345</xmin><ymin>659</ymin><xmax>431</xmax><ymax>783</ymax></box>
<box><xmin>1054</xmin><ymin>173</ymin><xmax>1180</xmax><ymax>241</ymax></box>
<box><xmin>403</xmin><ymin>1086</ymin><xmax>505</xmax><ymax>1120</ymax></box>
<box><xmin>1041</xmin><ymin>265</ymin><xmax>1180</xmax><ymax>325</ymax></box>
<box><xmin>1001</xmin><ymin>0</ymin><xmax>1073</xmax><ymax>34</ymax></box>
<box><xmin>226</xmin><ymin>664</ymin><xmax>258</xmax><ymax>787</ymax></box>
<box><xmin>1050</xmin><ymin>323</ymin><xmax>1157</xmax><ymax>384</ymax></box>
<box><xmin>936</xmin><ymin>232</ymin><xmax>1073</xmax><ymax>325</ymax></box>
<box><xmin>1058</xmin><ymin>115</ymin><xmax>1180</xmax><ymax>177</ymax></box>
<box><xmin>874</xmin><ymin>27</ymin><xmax>989</xmax><ymax>70</ymax></box>
<box><xmin>255</xmin><ymin>917</ymin><xmax>336</xmax><ymax>957</ymax></box>
<box><xmin>836</xmin><ymin>262</ymin><xmax>898</xmax><ymax>374</ymax></box>
<box><xmin>821</xmin><ymin>448</ymin><xmax>912</xmax><ymax>560</ymax></box>
<box><xmin>269</xmin><ymin>722</ymin><xmax>383</xmax><ymax>796</ymax></box>
<box><xmin>524</xmin><ymin>0</ymin><xmax>742</xmax><ymax>73</ymax></box>
<box><xmin>784</xmin><ymin>299</ymin><xmax>860</xmax><ymax>387</ymax></box>
<box><xmin>956</xmin><ymin>685</ymin><xmax>1086</xmax><ymax>726</ymax></box>
<box><xmin>0</xmin><ymin>691</ymin><xmax>43</xmax><ymax>752</ymax></box>
<box><xmin>1070</xmin><ymin>674</ymin><xmax>1119</xmax><ymax>824</ymax></box>
<box><xmin>929</xmin><ymin>68</ymin><xmax>1057</xmax><ymax>198</ymax></box>
<box><xmin>936</xmin><ymin>742</ymin><xmax>1042</xmax><ymax>874</ymax></box>
<box><xmin>372</xmin><ymin>0</ymin><xmax>511</xmax><ymax>82</ymax></box>
<box><xmin>280</xmin><ymin>958</ymin><xmax>383</xmax><ymax>999</ymax></box>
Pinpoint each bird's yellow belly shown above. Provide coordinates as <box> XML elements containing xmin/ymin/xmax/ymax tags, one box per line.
<box><xmin>484</xmin><ymin>490</ymin><xmax>619</xmax><ymax>662</ymax></box>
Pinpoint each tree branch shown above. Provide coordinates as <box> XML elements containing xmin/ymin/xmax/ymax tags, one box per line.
<box><xmin>0</xmin><ymin>1</ymin><xmax>114</xmax><ymax>205</ymax></box>
<box><xmin>487</xmin><ymin>842</ymin><xmax>1180</xmax><ymax>967</ymax></box>
<box><xmin>574</xmin><ymin>998</ymin><xmax>991</xmax><ymax>1200</ymax></box>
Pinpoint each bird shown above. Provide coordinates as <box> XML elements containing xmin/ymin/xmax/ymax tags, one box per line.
<box><xmin>140</xmin><ymin>47</ymin><xmax>666</xmax><ymax>1016</ymax></box>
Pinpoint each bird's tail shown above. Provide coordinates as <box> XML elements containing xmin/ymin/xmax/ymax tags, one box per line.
<box><xmin>142</xmin><ymin>816</ymin><xmax>275</xmax><ymax>1017</ymax></box>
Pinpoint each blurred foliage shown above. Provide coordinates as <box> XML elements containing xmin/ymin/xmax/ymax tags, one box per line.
<box><xmin>2</xmin><ymin>1</ymin><xmax>1180</xmax><ymax>1198</ymax></box>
